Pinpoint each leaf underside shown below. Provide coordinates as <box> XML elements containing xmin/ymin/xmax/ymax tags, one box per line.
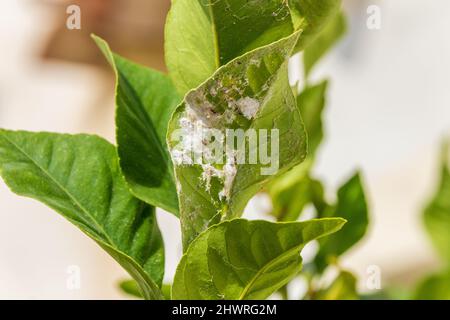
<box><xmin>172</xmin><ymin>218</ymin><xmax>346</xmax><ymax>300</ymax></box>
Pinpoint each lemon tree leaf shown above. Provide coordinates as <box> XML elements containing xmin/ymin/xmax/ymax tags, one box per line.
<box><xmin>119</xmin><ymin>279</ymin><xmax>143</xmax><ymax>299</ymax></box>
<box><xmin>167</xmin><ymin>32</ymin><xmax>307</xmax><ymax>248</ymax></box>
<box><xmin>290</xmin><ymin>0</ymin><xmax>343</xmax><ymax>52</ymax></box>
<box><xmin>298</xmin><ymin>80</ymin><xmax>328</xmax><ymax>155</ymax></box>
<box><xmin>165</xmin><ymin>0</ymin><xmax>343</xmax><ymax>94</ymax></box>
<box><xmin>94</xmin><ymin>36</ymin><xmax>181</xmax><ymax>216</ymax></box>
<box><xmin>268</xmin><ymin>81</ymin><xmax>328</xmax><ymax>221</ymax></box>
<box><xmin>303</xmin><ymin>11</ymin><xmax>347</xmax><ymax>77</ymax></box>
<box><xmin>315</xmin><ymin>270</ymin><xmax>359</xmax><ymax>300</ymax></box>
<box><xmin>165</xmin><ymin>0</ymin><xmax>297</xmax><ymax>94</ymax></box>
<box><xmin>0</xmin><ymin>130</ymin><xmax>164</xmax><ymax>300</ymax></box>
<box><xmin>315</xmin><ymin>172</ymin><xmax>368</xmax><ymax>271</ymax></box>
<box><xmin>172</xmin><ymin>218</ymin><xmax>345</xmax><ymax>300</ymax></box>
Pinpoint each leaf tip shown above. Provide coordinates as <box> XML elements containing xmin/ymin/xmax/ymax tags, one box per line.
<box><xmin>90</xmin><ymin>34</ymin><xmax>115</xmax><ymax>68</ymax></box>
<box><xmin>327</xmin><ymin>217</ymin><xmax>348</xmax><ymax>235</ymax></box>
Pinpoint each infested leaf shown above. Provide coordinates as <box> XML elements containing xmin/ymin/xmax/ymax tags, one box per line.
<box><xmin>167</xmin><ymin>32</ymin><xmax>307</xmax><ymax>248</ymax></box>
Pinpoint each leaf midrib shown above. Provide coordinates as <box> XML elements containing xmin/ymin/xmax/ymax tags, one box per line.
<box><xmin>2</xmin><ymin>134</ymin><xmax>116</xmax><ymax>247</ymax></box>
<box><xmin>207</xmin><ymin>0</ymin><xmax>221</xmax><ymax>69</ymax></box>
<box><xmin>117</xmin><ymin>70</ymin><xmax>171</xmax><ymax>163</ymax></box>
<box><xmin>238</xmin><ymin>244</ymin><xmax>302</xmax><ymax>299</ymax></box>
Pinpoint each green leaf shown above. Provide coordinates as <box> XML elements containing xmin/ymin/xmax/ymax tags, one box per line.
<box><xmin>303</xmin><ymin>11</ymin><xmax>346</xmax><ymax>77</ymax></box>
<box><xmin>315</xmin><ymin>172</ymin><xmax>369</xmax><ymax>272</ymax></box>
<box><xmin>297</xmin><ymin>80</ymin><xmax>328</xmax><ymax>155</ymax></box>
<box><xmin>271</xmin><ymin>175</ymin><xmax>327</xmax><ymax>222</ymax></box>
<box><xmin>0</xmin><ymin>130</ymin><xmax>164</xmax><ymax>300</ymax></box>
<box><xmin>414</xmin><ymin>269</ymin><xmax>450</xmax><ymax>300</ymax></box>
<box><xmin>267</xmin><ymin>158</ymin><xmax>327</xmax><ymax>222</ymax></box>
<box><xmin>165</xmin><ymin>0</ymin><xmax>342</xmax><ymax>94</ymax></box>
<box><xmin>167</xmin><ymin>31</ymin><xmax>307</xmax><ymax>248</ymax></box>
<box><xmin>315</xmin><ymin>270</ymin><xmax>359</xmax><ymax>300</ymax></box>
<box><xmin>119</xmin><ymin>279</ymin><xmax>142</xmax><ymax>299</ymax></box>
<box><xmin>423</xmin><ymin>141</ymin><xmax>450</xmax><ymax>263</ymax></box>
<box><xmin>290</xmin><ymin>0</ymin><xmax>343</xmax><ymax>52</ymax></box>
<box><xmin>303</xmin><ymin>12</ymin><xmax>347</xmax><ymax>78</ymax></box>
<box><xmin>267</xmin><ymin>80</ymin><xmax>328</xmax><ymax>221</ymax></box>
<box><xmin>269</xmin><ymin>173</ymin><xmax>313</xmax><ymax>221</ymax></box>
<box><xmin>93</xmin><ymin>35</ymin><xmax>181</xmax><ymax>216</ymax></box>
<box><xmin>172</xmin><ymin>218</ymin><xmax>346</xmax><ymax>300</ymax></box>
<box><xmin>165</xmin><ymin>0</ymin><xmax>297</xmax><ymax>94</ymax></box>
<box><xmin>119</xmin><ymin>279</ymin><xmax>172</xmax><ymax>300</ymax></box>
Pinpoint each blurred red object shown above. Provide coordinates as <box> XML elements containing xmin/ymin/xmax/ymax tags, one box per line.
<box><xmin>40</xmin><ymin>0</ymin><xmax>169</xmax><ymax>71</ymax></box>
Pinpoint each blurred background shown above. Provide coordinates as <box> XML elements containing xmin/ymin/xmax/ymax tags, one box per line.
<box><xmin>0</xmin><ymin>0</ymin><xmax>449</xmax><ymax>299</ymax></box>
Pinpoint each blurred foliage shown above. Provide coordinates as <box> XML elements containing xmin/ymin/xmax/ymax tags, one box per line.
<box><xmin>119</xmin><ymin>279</ymin><xmax>142</xmax><ymax>299</ymax></box>
<box><xmin>265</xmin><ymin>8</ymin><xmax>371</xmax><ymax>300</ymax></box>
<box><xmin>411</xmin><ymin>141</ymin><xmax>450</xmax><ymax>299</ymax></box>
<box><xmin>315</xmin><ymin>270</ymin><xmax>358</xmax><ymax>300</ymax></box>
<box><xmin>315</xmin><ymin>173</ymin><xmax>369</xmax><ymax>273</ymax></box>
<box><xmin>414</xmin><ymin>269</ymin><xmax>450</xmax><ymax>300</ymax></box>
<box><xmin>303</xmin><ymin>11</ymin><xmax>347</xmax><ymax>78</ymax></box>
<box><xmin>423</xmin><ymin>141</ymin><xmax>450</xmax><ymax>264</ymax></box>
<box><xmin>298</xmin><ymin>81</ymin><xmax>328</xmax><ymax>157</ymax></box>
